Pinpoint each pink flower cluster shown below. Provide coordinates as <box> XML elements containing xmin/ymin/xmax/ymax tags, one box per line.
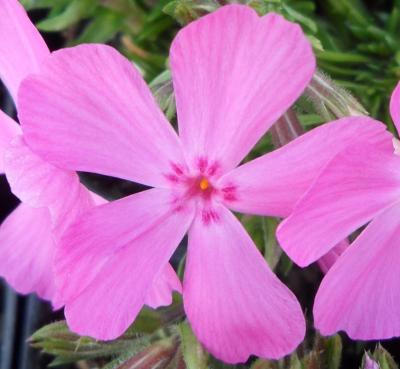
<box><xmin>0</xmin><ymin>0</ymin><xmax>399</xmax><ymax>363</ymax></box>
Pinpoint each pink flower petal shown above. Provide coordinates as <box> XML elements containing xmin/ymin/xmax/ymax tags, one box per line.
<box><xmin>89</xmin><ymin>191</ymin><xmax>107</xmax><ymax>206</ymax></box>
<box><xmin>184</xmin><ymin>204</ymin><xmax>305</xmax><ymax>363</ymax></box>
<box><xmin>0</xmin><ymin>0</ymin><xmax>49</xmax><ymax>101</ymax></box>
<box><xmin>170</xmin><ymin>5</ymin><xmax>315</xmax><ymax>172</ymax></box>
<box><xmin>58</xmin><ymin>188</ymin><xmax>194</xmax><ymax>339</ymax></box>
<box><xmin>85</xmin><ymin>191</ymin><xmax>183</xmax><ymax>308</ymax></box>
<box><xmin>4</xmin><ymin>135</ymin><xmax>93</xmax><ymax>234</ymax></box>
<box><xmin>277</xmin><ymin>141</ymin><xmax>400</xmax><ymax>267</ymax></box>
<box><xmin>219</xmin><ymin>117</ymin><xmax>390</xmax><ymax>217</ymax></box>
<box><xmin>390</xmin><ymin>81</ymin><xmax>400</xmax><ymax>136</ymax></box>
<box><xmin>145</xmin><ymin>264</ymin><xmax>182</xmax><ymax>308</ymax></box>
<box><xmin>0</xmin><ymin>110</ymin><xmax>20</xmax><ymax>173</ymax></box>
<box><xmin>0</xmin><ymin>203</ymin><xmax>55</xmax><ymax>301</ymax></box>
<box><xmin>314</xmin><ymin>202</ymin><xmax>400</xmax><ymax>339</ymax></box>
<box><xmin>19</xmin><ymin>44</ymin><xmax>185</xmax><ymax>187</ymax></box>
<box><xmin>317</xmin><ymin>239</ymin><xmax>348</xmax><ymax>274</ymax></box>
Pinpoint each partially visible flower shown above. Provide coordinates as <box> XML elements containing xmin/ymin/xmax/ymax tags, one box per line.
<box><xmin>0</xmin><ymin>0</ymin><xmax>180</xmax><ymax>308</ymax></box>
<box><xmin>19</xmin><ymin>4</ymin><xmax>389</xmax><ymax>362</ymax></box>
<box><xmin>271</xmin><ymin>111</ymin><xmax>349</xmax><ymax>275</ymax></box>
<box><xmin>277</xmin><ymin>83</ymin><xmax>400</xmax><ymax>340</ymax></box>
<box><xmin>364</xmin><ymin>355</ymin><xmax>380</xmax><ymax>369</ymax></box>
<box><xmin>0</xmin><ymin>0</ymin><xmax>60</xmax><ymax>302</ymax></box>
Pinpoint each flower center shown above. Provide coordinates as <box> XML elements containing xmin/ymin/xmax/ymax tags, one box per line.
<box><xmin>199</xmin><ymin>177</ymin><xmax>210</xmax><ymax>191</ymax></box>
<box><xmin>193</xmin><ymin>176</ymin><xmax>213</xmax><ymax>199</ymax></box>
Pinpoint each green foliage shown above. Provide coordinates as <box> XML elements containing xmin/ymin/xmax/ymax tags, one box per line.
<box><xmin>242</xmin><ymin>216</ymin><xmax>283</xmax><ymax>271</ymax></box>
<box><xmin>36</xmin><ymin>0</ymin><xmax>97</xmax><ymax>32</ymax></box>
<box><xmin>22</xmin><ymin>0</ymin><xmax>178</xmax><ymax>79</ymax></box>
<box><xmin>179</xmin><ymin>322</ymin><xmax>208</xmax><ymax>369</ymax></box>
<box><xmin>30</xmin><ymin>320</ymin><xmax>151</xmax><ymax>366</ymax></box>
<box><xmin>250</xmin><ymin>334</ymin><xmax>343</xmax><ymax>369</ymax></box>
<box><xmin>101</xmin><ymin>339</ymin><xmax>182</xmax><ymax>369</ymax></box>
<box><xmin>362</xmin><ymin>346</ymin><xmax>399</xmax><ymax>369</ymax></box>
<box><xmin>315</xmin><ymin>0</ymin><xmax>400</xmax><ymax>127</ymax></box>
<box><xmin>149</xmin><ymin>69</ymin><xmax>176</xmax><ymax>120</ymax></box>
<box><xmin>163</xmin><ymin>0</ymin><xmax>220</xmax><ymax>25</ymax></box>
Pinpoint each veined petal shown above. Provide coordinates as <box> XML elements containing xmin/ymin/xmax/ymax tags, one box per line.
<box><xmin>219</xmin><ymin>117</ymin><xmax>391</xmax><ymax>217</ymax></box>
<box><xmin>0</xmin><ymin>0</ymin><xmax>49</xmax><ymax>101</ymax></box>
<box><xmin>390</xmin><ymin>81</ymin><xmax>400</xmax><ymax>136</ymax></box>
<box><xmin>170</xmin><ymin>5</ymin><xmax>315</xmax><ymax>172</ymax></box>
<box><xmin>277</xmin><ymin>142</ymin><xmax>400</xmax><ymax>267</ymax></box>
<box><xmin>184</xmin><ymin>205</ymin><xmax>304</xmax><ymax>363</ymax></box>
<box><xmin>314</xmin><ymin>202</ymin><xmax>400</xmax><ymax>339</ymax></box>
<box><xmin>19</xmin><ymin>44</ymin><xmax>185</xmax><ymax>188</ymax></box>
<box><xmin>85</xmin><ymin>191</ymin><xmax>183</xmax><ymax>308</ymax></box>
<box><xmin>0</xmin><ymin>110</ymin><xmax>20</xmax><ymax>173</ymax></box>
<box><xmin>4</xmin><ymin>135</ymin><xmax>93</xmax><ymax>234</ymax></box>
<box><xmin>58</xmin><ymin>188</ymin><xmax>194</xmax><ymax>339</ymax></box>
<box><xmin>0</xmin><ymin>203</ymin><xmax>55</xmax><ymax>301</ymax></box>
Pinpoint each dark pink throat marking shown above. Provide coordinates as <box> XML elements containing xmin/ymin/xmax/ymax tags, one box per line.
<box><xmin>166</xmin><ymin>157</ymin><xmax>238</xmax><ymax>224</ymax></box>
<box><xmin>165</xmin><ymin>156</ymin><xmax>221</xmax><ymax>196</ymax></box>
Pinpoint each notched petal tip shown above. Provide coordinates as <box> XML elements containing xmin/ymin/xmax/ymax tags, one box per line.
<box><xmin>184</xmin><ymin>205</ymin><xmax>305</xmax><ymax>363</ymax></box>
<box><xmin>170</xmin><ymin>3</ymin><xmax>315</xmax><ymax>173</ymax></box>
<box><xmin>59</xmin><ymin>189</ymin><xmax>195</xmax><ymax>341</ymax></box>
<box><xmin>19</xmin><ymin>43</ymin><xmax>185</xmax><ymax>188</ymax></box>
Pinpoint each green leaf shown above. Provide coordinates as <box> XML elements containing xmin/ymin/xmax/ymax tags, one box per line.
<box><xmin>21</xmin><ymin>0</ymin><xmax>69</xmax><ymax>10</ymax></box>
<box><xmin>290</xmin><ymin>353</ymin><xmax>303</xmax><ymax>369</ymax></box>
<box><xmin>317</xmin><ymin>50</ymin><xmax>370</xmax><ymax>63</ymax></box>
<box><xmin>325</xmin><ymin>335</ymin><xmax>342</xmax><ymax>369</ymax></box>
<box><xmin>72</xmin><ymin>9</ymin><xmax>123</xmax><ymax>45</ymax></box>
<box><xmin>373</xmin><ymin>345</ymin><xmax>398</xmax><ymax>369</ymax></box>
<box><xmin>250</xmin><ymin>359</ymin><xmax>275</xmax><ymax>369</ymax></box>
<box><xmin>102</xmin><ymin>339</ymin><xmax>178</xmax><ymax>369</ymax></box>
<box><xmin>30</xmin><ymin>318</ymin><xmax>162</xmax><ymax>366</ymax></box>
<box><xmin>282</xmin><ymin>4</ymin><xmax>317</xmax><ymax>33</ymax></box>
<box><xmin>280</xmin><ymin>252</ymin><xmax>293</xmax><ymax>276</ymax></box>
<box><xmin>37</xmin><ymin>0</ymin><xmax>96</xmax><ymax>32</ymax></box>
<box><xmin>102</xmin><ymin>337</ymin><xmax>178</xmax><ymax>369</ymax></box>
<box><xmin>320</xmin><ymin>0</ymin><xmax>372</xmax><ymax>27</ymax></box>
<box><xmin>247</xmin><ymin>0</ymin><xmax>283</xmax><ymax>15</ymax></box>
<box><xmin>163</xmin><ymin>0</ymin><xmax>219</xmax><ymax>25</ymax></box>
<box><xmin>124</xmin><ymin>307</ymin><xmax>164</xmax><ymax>335</ymax></box>
<box><xmin>179</xmin><ymin>322</ymin><xmax>208</xmax><ymax>369</ymax></box>
<box><xmin>30</xmin><ymin>321</ymin><xmax>78</xmax><ymax>342</ymax></box>
<box><xmin>262</xmin><ymin>217</ymin><xmax>282</xmax><ymax>271</ymax></box>
<box><xmin>298</xmin><ymin>113</ymin><xmax>324</xmax><ymax>126</ymax></box>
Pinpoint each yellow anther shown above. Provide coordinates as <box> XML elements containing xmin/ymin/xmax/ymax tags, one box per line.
<box><xmin>199</xmin><ymin>178</ymin><xmax>209</xmax><ymax>191</ymax></box>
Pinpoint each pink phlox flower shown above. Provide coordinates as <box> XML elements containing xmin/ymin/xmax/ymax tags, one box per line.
<box><xmin>0</xmin><ymin>0</ymin><xmax>180</xmax><ymax>308</ymax></box>
<box><xmin>18</xmin><ymin>4</ymin><xmax>390</xmax><ymax>363</ymax></box>
<box><xmin>277</xmin><ymin>82</ymin><xmax>400</xmax><ymax>340</ymax></box>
